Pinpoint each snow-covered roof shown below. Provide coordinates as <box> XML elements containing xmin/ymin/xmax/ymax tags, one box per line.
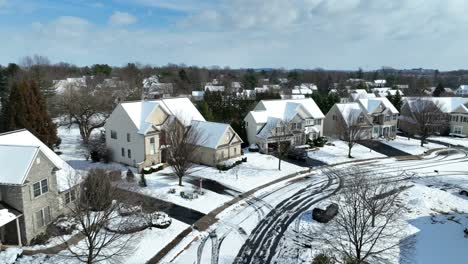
<box><xmin>457</xmin><ymin>85</ymin><xmax>468</xmax><ymax>91</ymax></box>
<box><xmin>254</xmin><ymin>87</ymin><xmax>269</xmax><ymax>93</ymax></box>
<box><xmin>191</xmin><ymin>91</ymin><xmax>205</xmax><ymax>97</ymax></box>
<box><xmin>386</xmin><ymin>89</ymin><xmax>404</xmax><ymax>96</ymax></box>
<box><xmin>0</xmin><ymin>130</ymin><xmax>77</xmax><ymax>192</ymax></box>
<box><xmin>405</xmin><ymin>97</ymin><xmax>468</xmax><ymax>113</ymax></box>
<box><xmin>350</xmin><ymin>89</ymin><xmax>375</xmax><ymax>101</ymax></box>
<box><xmin>374</xmin><ymin>79</ymin><xmax>387</xmax><ymax>84</ymax></box>
<box><xmin>256</xmin><ymin>117</ymin><xmax>282</xmax><ymax>139</ymax></box>
<box><xmin>292</xmin><ymin>88</ymin><xmax>313</xmax><ymax>95</ymax></box>
<box><xmin>257</xmin><ymin>98</ymin><xmax>325</xmax><ymax>121</ymax></box>
<box><xmin>53</xmin><ymin>77</ymin><xmax>87</xmax><ymax>94</ymax></box>
<box><xmin>191</xmin><ymin>121</ymin><xmax>239</xmax><ymax>149</ymax></box>
<box><xmin>204</xmin><ymin>85</ymin><xmax>225</xmax><ymax>92</ymax></box>
<box><xmin>336</xmin><ymin>103</ymin><xmax>366</xmax><ymax>126</ymax></box>
<box><xmin>120</xmin><ymin>98</ymin><xmax>206</xmax><ymax>134</ymax></box>
<box><xmin>0</xmin><ymin>145</ymin><xmax>38</xmax><ymax>185</ymax></box>
<box><xmin>358</xmin><ymin>97</ymin><xmax>399</xmax><ymax>114</ymax></box>
<box><xmin>0</xmin><ymin>208</ymin><xmax>17</xmax><ymax>227</ymax></box>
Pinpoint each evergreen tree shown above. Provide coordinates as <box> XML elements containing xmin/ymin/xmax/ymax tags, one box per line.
<box><xmin>0</xmin><ymin>67</ymin><xmax>8</xmax><ymax>132</ymax></box>
<box><xmin>198</xmin><ymin>101</ymin><xmax>215</xmax><ymax>121</ymax></box>
<box><xmin>5</xmin><ymin>80</ymin><xmax>58</xmax><ymax>148</ymax></box>
<box><xmin>433</xmin><ymin>83</ymin><xmax>444</xmax><ymax>97</ymax></box>
<box><xmin>392</xmin><ymin>90</ymin><xmax>402</xmax><ymax>112</ymax></box>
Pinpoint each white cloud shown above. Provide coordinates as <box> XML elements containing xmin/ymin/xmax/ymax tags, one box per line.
<box><xmin>109</xmin><ymin>11</ymin><xmax>137</xmax><ymax>26</ymax></box>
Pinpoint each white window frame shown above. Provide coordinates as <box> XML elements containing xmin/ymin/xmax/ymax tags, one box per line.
<box><xmin>111</xmin><ymin>130</ymin><xmax>117</xmax><ymax>139</ymax></box>
<box><xmin>65</xmin><ymin>189</ymin><xmax>77</xmax><ymax>205</ymax></box>
<box><xmin>35</xmin><ymin>206</ymin><xmax>51</xmax><ymax>228</ymax></box>
<box><xmin>33</xmin><ymin>179</ymin><xmax>49</xmax><ymax>198</ymax></box>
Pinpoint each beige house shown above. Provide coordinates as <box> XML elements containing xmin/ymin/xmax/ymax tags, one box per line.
<box><xmin>324</xmin><ymin>97</ymin><xmax>398</xmax><ymax>139</ymax></box>
<box><xmin>244</xmin><ymin>99</ymin><xmax>325</xmax><ymax>153</ymax></box>
<box><xmin>191</xmin><ymin>121</ymin><xmax>243</xmax><ymax>166</ymax></box>
<box><xmin>323</xmin><ymin>103</ymin><xmax>373</xmax><ymax>139</ymax></box>
<box><xmin>0</xmin><ymin>130</ymin><xmax>78</xmax><ymax>246</ymax></box>
<box><xmin>450</xmin><ymin>102</ymin><xmax>468</xmax><ymax>137</ymax></box>
<box><xmin>105</xmin><ymin>97</ymin><xmax>242</xmax><ymax>169</ymax></box>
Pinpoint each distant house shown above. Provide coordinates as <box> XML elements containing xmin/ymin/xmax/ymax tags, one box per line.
<box><xmin>425</xmin><ymin>87</ymin><xmax>453</xmax><ymax>96</ymax></box>
<box><xmin>191</xmin><ymin>91</ymin><xmax>205</xmax><ymax>101</ymax></box>
<box><xmin>231</xmin><ymin>82</ymin><xmax>242</xmax><ymax>92</ymax></box>
<box><xmin>324</xmin><ymin>97</ymin><xmax>399</xmax><ymax>139</ymax></box>
<box><xmin>105</xmin><ymin>98</ymin><xmax>242</xmax><ymax>168</ymax></box>
<box><xmin>349</xmin><ymin>89</ymin><xmax>376</xmax><ymax>102</ymax></box>
<box><xmin>143</xmin><ymin>75</ymin><xmax>174</xmax><ymax>98</ymax></box>
<box><xmin>455</xmin><ymin>85</ymin><xmax>468</xmax><ymax>96</ymax></box>
<box><xmin>372</xmin><ymin>88</ymin><xmax>404</xmax><ymax>97</ymax></box>
<box><xmin>244</xmin><ymin>99</ymin><xmax>325</xmax><ymax>153</ymax></box>
<box><xmin>395</xmin><ymin>84</ymin><xmax>409</xmax><ymax>90</ymax></box>
<box><xmin>0</xmin><ymin>130</ymin><xmax>78</xmax><ymax>246</ymax></box>
<box><xmin>399</xmin><ymin>97</ymin><xmax>468</xmax><ymax>137</ymax></box>
<box><xmin>323</xmin><ymin>103</ymin><xmax>373</xmax><ymax>139</ymax></box>
<box><xmin>204</xmin><ymin>85</ymin><xmax>225</xmax><ymax>92</ymax></box>
<box><xmin>374</xmin><ymin>79</ymin><xmax>387</xmax><ymax>87</ymax></box>
<box><xmin>292</xmin><ymin>84</ymin><xmax>316</xmax><ymax>95</ymax></box>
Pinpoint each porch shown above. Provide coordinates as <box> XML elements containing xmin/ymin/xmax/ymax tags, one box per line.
<box><xmin>0</xmin><ymin>202</ymin><xmax>23</xmax><ymax>246</ymax></box>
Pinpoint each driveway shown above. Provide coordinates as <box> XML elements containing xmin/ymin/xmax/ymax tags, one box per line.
<box><xmin>360</xmin><ymin>140</ymin><xmax>412</xmax><ymax>157</ymax></box>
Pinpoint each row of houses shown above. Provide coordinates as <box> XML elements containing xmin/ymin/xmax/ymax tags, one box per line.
<box><xmin>2</xmin><ymin>93</ymin><xmax>468</xmax><ymax>247</ymax></box>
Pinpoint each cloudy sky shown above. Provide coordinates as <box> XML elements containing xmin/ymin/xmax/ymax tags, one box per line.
<box><xmin>0</xmin><ymin>0</ymin><xmax>467</xmax><ymax>70</ymax></box>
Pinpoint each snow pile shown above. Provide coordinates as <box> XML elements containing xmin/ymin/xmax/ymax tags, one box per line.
<box><xmin>0</xmin><ymin>248</ymin><xmax>22</xmax><ymax>264</ymax></box>
<box><xmin>308</xmin><ymin>140</ymin><xmax>385</xmax><ymax>164</ymax></box>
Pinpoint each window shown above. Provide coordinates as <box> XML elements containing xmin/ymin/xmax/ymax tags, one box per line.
<box><xmin>234</xmin><ymin>147</ymin><xmax>237</xmax><ymax>155</ymax></box>
<box><xmin>35</xmin><ymin>206</ymin><xmax>51</xmax><ymax>228</ymax></box>
<box><xmin>149</xmin><ymin>137</ymin><xmax>156</xmax><ymax>155</ymax></box>
<box><xmin>128</xmin><ymin>149</ymin><xmax>132</xmax><ymax>158</ymax></box>
<box><xmin>33</xmin><ymin>179</ymin><xmax>49</xmax><ymax>198</ymax></box>
<box><xmin>297</xmin><ymin>123</ymin><xmax>302</xmax><ymax>129</ymax></box>
<box><xmin>373</xmin><ymin>126</ymin><xmax>379</xmax><ymax>134</ymax></box>
<box><xmin>385</xmin><ymin>115</ymin><xmax>391</xmax><ymax>122</ymax></box>
<box><xmin>358</xmin><ymin>116</ymin><xmax>364</xmax><ymax>123</ymax></box>
<box><xmin>315</xmin><ymin>119</ymin><xmax>322</xmax><ymax>125</ymax></box>
<box><xmin>121</xmin><ymin>148</ymin><xmax>125</xmax><ymax>157</ymax></box>
<box><xmin>332</xmin><ymin>115</ymin><xmax>336</xmax><ymax>121</ymax></box>
<box><xmin>393</xmin><ymin>114</ymin><xmax>398</xmax><ymax>121</ymax></box>
<box><xmin>127</xmin><ymin>133</ymin><xmax>131</xmax><ymax>142</ymax></box>
<box><xmin>453</xmin><ymin>126</ymin><xmax>463</xmax><ymax>134</ymax></box>
<box><xmin>65</xmin><ymin>189</ymin><xmax>76</xmax><ymax>205</ymax></box>
<box><xmin>111</xmin><ymin>130</ymin><xmax>117</xmax><ymax>139</ymax></box>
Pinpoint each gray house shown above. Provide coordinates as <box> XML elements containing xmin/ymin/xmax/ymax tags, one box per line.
<box><xmin>0</xmin><ymin>130</ymin><xmax>78</xmax><ymax>246</ymax></box>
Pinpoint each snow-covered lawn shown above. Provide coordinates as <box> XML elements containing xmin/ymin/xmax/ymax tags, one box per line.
<box><xmin>307</xmin><ymin>140</ymin><xmax>386</xmax><ymax>165</ymax></box>
<box><xmin>190</xmin><ymin>152</ymin><xmax>306</xmax><ymax>192</ymax></box>
<box><xmin>381</xmin><ymin>136</ymin><xmax>445</xmax><ymax>155</ymax></box>
<box><xmin>429</xmin><ymin>136</ymin><xmax>468</xmax><ymax>148</ymax></box>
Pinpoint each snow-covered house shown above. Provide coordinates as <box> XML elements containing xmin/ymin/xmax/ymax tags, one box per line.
<box><xmin>105</xmin><ymin>98</ymin><xmax>242</xmax><ymax>168</ymax></box>
<box><xmin>143</xmin><ymin>75</ymin><xmax>174</xmax><ymax>98</ymax></box>
<box><xmin>231</xmin><ymin>82</ymin><xmax>242</xmax><ymax>92</ymax></box>
<box><xmin>204</xmin><ymin>85</ymin><xmax>225</xmax><ymax>92</ymax></box>
<box><xmin>0</xmin><ymin>130</ymin><xmax>78</xmax><ymax>246</ymax></box>
<box><xmin>324</xmin><ymin>97</ymin><xmax>399</xmax><ymax>139</ymax></box>
<box><xmin>52</xmin><ymin>76</ymin><xmax>87</xmax><ymax>94</ymax></box>
<box><xmin>455</xmin><ymin>85</ymin><xmax>468</xmax><ymax>96</ymax></box>
<box><xmin>244</xmin><ymin>99</ymin><xmax>325</xmax><ymax>153</ymax></box>
<box><xmin>357</xmin><ymin>98</ymin><xmax>399</xmax><ymax>138</ymax></box>
<box><xmin>191</xmin><ymin>91</ymin><xmax>205</xmax><ymax>101</ymax></box>
<box><xmin>349</xmin><ymin>89</ymin><xmax>376</xmax><ymax>102</ymax></box>
<box><xmin>323</xmin><ymin>103</ymin><xmax>373</xmax><ymax>139</ymax></box>
<box><xmin>425</xmin><ymin>87</ymin><xmax>454</xmax><ymax>96</ymax></box>
<box><xmin>374</xmin><ymin>79</ymin><xmax>387</xmax><ymax>87</ymax></box>
<box><xmin>292</xmin><ymin>84</ymin><xmax>317</xmax><ymax>95</ymax></box>
<box><xmin>399</xmin><ymin>97</ymin><xmax>468</xmax><ymax>137</ymax></box>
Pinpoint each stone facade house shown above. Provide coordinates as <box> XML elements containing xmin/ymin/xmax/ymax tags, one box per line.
<box><xmin>399</xmin><ymin>97</ymin><xmax>468</xmax><ymax>137</ymax></box>
<box><xmin>324</xmin><ymin>97</ymin><xmax>398</xmax><ymax>139</ymax></box>
<box><xmin>244</xmin><ymin>99</ymin><xmax>325</xmax><ymax>153</ymax></box>
<box><xmin>105</xmin><ymin>98</ymin><xmax>242</xmax><ymax>169</ymax></box>
<box><xmin>0</xmin><ymin>130</ymin><xmax>78</xmax><ymax>246</ymax></box>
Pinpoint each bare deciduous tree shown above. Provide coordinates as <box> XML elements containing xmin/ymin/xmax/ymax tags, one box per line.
<box><xmin>56</xmin><ymin>81</ymin><xmax>115</xmax><ymax>144</ymax></box>
<box><xmin>274</xmin><ymin>119</ymin><xmax>293</xmax><ymax>171</ymax></box>
<box><xmin>336</xmin><ymin>111</ymin><xmax>370</xmax><ymax>158</ymax></box>
<box><xmin>319</xmin><ymin>167</ymin><xmax>413</xmax><ymax>263</ymax></box>
<box><xmin>406</xmin><ymin>99</ymin><xmax>449</xmax><ymax>147</ymax></box>
<box><xmin>164</xmin><ymin>118</ymin><xmax>204</xmax><ymax>186</ymax></box>
<box><xmin>63</xmin><ymin>169</ymin><xmax>136</xmax><ymax>264</ymax></box>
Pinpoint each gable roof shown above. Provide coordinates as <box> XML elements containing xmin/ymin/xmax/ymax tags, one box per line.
<box><xmin>0</xmin><ymin>145</ymin><xmax>39</xmax><ymax>185</ymax></box>
<box><xmin>256</xmin><ymin>98</ymin><xmax>325</xmax><ymax>120</ymax></box>
<box><xmin>358</xmin><ymin>97</ymin><xmax>399</xmax><ymax>114</ymax></box>
<box><xmin>335</xmin><ymin>103</ymin><xmax>367</xmax><ymax>126</ymax></box>
<box><xmin>191</xmin><ymin>121</ymin><xmax>241</xmax><ymax>149</ymax></box>
<box><xmin>120</xmin><ymin>98</ymin><xmax>206</xmax><ymax>134</ymax></box>
<box><xmin>350</xmin><ymin>89</ymin><xmax>375</xmax><ymax>101</ymax></box>
<box><xmin>404</xmin><ymin>97</ymin><xmax>468</xmax><ymax>113</ymax></box>
<box><xmin>0</xmin><ymin>130</ymin><xmax>77</xmax><ymax>192</ymax></box>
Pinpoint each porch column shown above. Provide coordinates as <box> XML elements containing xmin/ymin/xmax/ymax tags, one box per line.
<box><xmin>16</xmin><ymin>218</ymin><xmax>22</xmax><ymax>247</ymax></box>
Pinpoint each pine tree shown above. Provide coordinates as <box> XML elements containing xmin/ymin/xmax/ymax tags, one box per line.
<box><xmin>392</xmin><ymin>90</ymin><xmax>402</xmax><ymax>112</ymax></box>
<box><xmin>0</xmin><ymin>67</ymin><xmax>8</xmax><ymax>132</ymax></box>
<box><xmin>433</xmin><ymin>83</ymin><xmax>444</xmax><ymax>97</ymax></box>
<box><xmin>199</xmin><ymin>101</ymin><xmax>214</xmax><ymax>121</ymax></box>
<box><xmin>5</xmin><ymin>80</ymin><xmax>58</xmax><ymax>148</ymax></box>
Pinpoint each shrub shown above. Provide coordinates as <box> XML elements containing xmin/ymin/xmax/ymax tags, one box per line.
<box><xmin>312</xmin><ymin>253</ymin><xmax>334</xmax><ymax>264</ymax></box>
<box><xmin>90</xmin><ymin>150</ymin><xmax>100</xmax><ymax>162</ymax></box>
<box><xmin>30</xmin><ymin>233</ymin><xmax>51</xmax><ymax>246</ymax></box>
<box><xmin>241</xmin><ymin>157</ymin><xmax>247</xmax><ymax>162</ymax></box>
<box><xmin>126</xmin><ymin>169</ymin><xmax>135</xmax><ymax>182</ymax></box>
<box><xmin>313</xmin><ymin>136</ymin><xmax>328</xmax><ymax>147</ymax></box>
<box><xmin>139</xmin><ymin>174</ymin><xmax>147</xmax><ymax>187</ymax></box>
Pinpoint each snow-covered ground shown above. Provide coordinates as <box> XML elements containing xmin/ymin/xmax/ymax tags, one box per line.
<box><xmin>190</xmin><ymin>152</ymin><xmax>305</xmax><ymax>192</ymax></box>
<box><xmin>308</xmin><ymin>140</ymin><xmax>386</xmax><ymax>164</ymax></box>
<box><xmin>381</xmin><ymin>136</ymin><xmax>445</xmax><ymax>155</ymax></box>
<box><xmin>429</xmin><ymin>136</ymin><xmax>468</xmax><ymax>148</ymax></box>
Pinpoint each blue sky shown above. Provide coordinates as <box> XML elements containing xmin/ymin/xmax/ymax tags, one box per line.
<box><xmin>1</xmin><ymin>0</ymin><xmax>468</xmax><ymax>70</ymax></box>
